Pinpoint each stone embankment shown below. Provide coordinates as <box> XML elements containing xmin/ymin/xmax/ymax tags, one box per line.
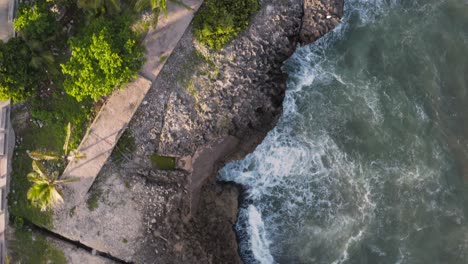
<box><xmin>129</xmin><ymin>0</ymin><xmax>344</xmax><ymax>263</ymax></box>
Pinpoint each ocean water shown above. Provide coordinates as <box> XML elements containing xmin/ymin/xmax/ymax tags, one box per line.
<box><xmin>219</xmin><ymin>0</ymin><xmax>468</xmax><ymax>263</ymax></box>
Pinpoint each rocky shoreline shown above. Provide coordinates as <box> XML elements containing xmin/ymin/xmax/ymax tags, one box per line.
<box><xmin>123</xmin><ymin>0</ymin><xmax>346</xmax><ymax>262</ymax></box>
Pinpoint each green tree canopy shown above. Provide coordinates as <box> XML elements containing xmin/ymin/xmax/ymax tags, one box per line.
<box><xmin>61</xmin><ymin>17</ymin><xmax>144</xmax><ymax>101</ymax></box>
<box><xmin>0</xmin><ymin>38</ymin><xmax>42</xmax><ymax>102</ymax></box>
<box><xmin>13</xmin><ymin>2</ymin><xmax>59</xmax><ymax>41</ymax></box>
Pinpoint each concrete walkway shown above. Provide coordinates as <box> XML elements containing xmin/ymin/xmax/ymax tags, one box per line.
<box><xmin>58</xmin><ymin>0</ymin><xmax>203</xmax><ymax>209</ymax></box>
<box><xmin>0</xmin><ymin>0</ymin><xmax>13</xmax><ymax>41</ymax></box>
<box><xmin>0</xmin><ymin>100</ymin><xmax>14</xmax><ymax>264</ymax></box>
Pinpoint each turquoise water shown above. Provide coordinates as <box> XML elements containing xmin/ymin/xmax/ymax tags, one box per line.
<box><xmin>219</xmin><ymin>0</ymin><xmax>468</xmax><ymax>263</ymax></box>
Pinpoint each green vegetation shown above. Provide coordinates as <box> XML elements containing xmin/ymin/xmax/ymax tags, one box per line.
<box><xmin>14</xmin><ymin>2</ymin><xmax>59</xmax><ymax>41</ymax></box>
<box><xmin>0</xmin><ymin>38</ymin><xmax>43</xmax><ymax>101</ymax></box>
<box><xmin>9</xmin><ymin>223</ymin><xmax>66</xmax><ymax>264</ymax></box>
<box><xmin>21</xmin><ymin>122</ymin><xmax>83</xmax><ymax>212</ymax></box>
<box><xmin>112</xmin><ymin>128</ymin><xmax>136</xmax><ymax>165</ymax></box>
<box><xmin>150</xmin><ymin>155</ymin><xmax>176</xmax><ymax>170</ymax></box>
<box><xmin>193</xmin><ymin>0</ymin><xmax>260</xmax><ymax>50</ymax></box>
<box><xmin>1</xmin><ymin>1</ymin><xmax>64</xmax><ymax>102</ymax></box>
<box><xmin>26</xmin><ymin>160</ymin><xmax>78</xmax><ymax>211</ymax></box>
<box><xmin>10</xmin><ymin>97</ymin><xmax>92</xmax><ymax>228</ymax></box>
<box><xmin>87</xmin><ymin>188</ymin><xmax>102</xmax><ymax>211</ymax></box>
<box><xmin>78</xmin><ymin>0</ymin><xmax>121</xmax><ymax>15</ymax></box>
<box><xmin>61</xmin><ymin>16</ymin><xmax>144</xmax><ymax>101</ymax></box>
<box><xmin>28</xmin><ymin>122</ymin><xmax>86</xmax><ymax>162</ymax></box>
<box><xmin>6</xmin><ymin>0</ymin><xmax>169</xmax><ymax>261</ymax></box>
<box><xmin>135</xmin><ymin>0</ymin><xmax>167</xmax><ymax>14</ymax></box>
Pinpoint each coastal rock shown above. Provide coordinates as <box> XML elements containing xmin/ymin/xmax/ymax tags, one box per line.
<box><xmin>127</xmin><ymin>0</ymin><xmax>344</xmax><ymax>262</ymax></box>
<box><xmin>300</xmin><ymin>0</ymin><xmax>345</xmax><ymax>45</ymax></box>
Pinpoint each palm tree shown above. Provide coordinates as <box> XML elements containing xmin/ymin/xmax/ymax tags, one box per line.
<box><xmin>28</xmin><ymin>122</ymin><xmax>86</xmax><ymax>162</ymax></box>
<box><xmin>27</xmin><ymin>160</ymin><xmax>78</xmax><ymax>211</ymax></box>
<box><xmin>134</xmin><ymin>0</ymin><xmax>167</xmax><ymax>16</ymax></box>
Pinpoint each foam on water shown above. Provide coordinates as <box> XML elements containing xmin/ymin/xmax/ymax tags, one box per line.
<box><xmin>219</xmin><ymin>0</ymin><xmax>468</xmax><ymax>263</ymax></box>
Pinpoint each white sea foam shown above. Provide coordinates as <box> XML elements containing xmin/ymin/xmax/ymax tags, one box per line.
<box><xmin>247</xmin><ymin>206</ymin><xmax>275</xmax><ymax>264</ymax></box>
<box><xmin>217</xmin><ymin>0</ymin><xmax>451</xmax><ymax>263</ymax></box>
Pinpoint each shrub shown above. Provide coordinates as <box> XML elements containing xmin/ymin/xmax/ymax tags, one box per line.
<box><xmin>0</xmin><ymin>38</ymin><xmax>42</xmax><ymax>102</ymax></box>
<box><xmin>14</xmin><ymin>2</ymin><xmax>59</xmax><ymax>41</ymax></box>
<box><xmin>61</xmin><ymin>16</ymin><xmax>144</xmax><ymax>101</ymax></box>
<box><xmin>193</xmin><ymin>0</ymin><xmax>260</xmax><ymax>50</ymax></box>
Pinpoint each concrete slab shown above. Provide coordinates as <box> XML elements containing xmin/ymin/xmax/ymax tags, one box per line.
<box><xmin>59</xmin><ymin>76</ymin><xmax>152</xmax><ymax>208</ymax></box>
<box><xmin>141</xmin><ymin>0</ymin><xmax>203</xmax><ymax>80</ymax></box>
<box><xmin>0</xmin><ymin>0</ymin><xmax>13</xmax><ymax>42</ymax></box>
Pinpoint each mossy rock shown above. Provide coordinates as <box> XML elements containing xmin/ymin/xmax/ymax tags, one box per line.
<box><xmin>150</xmin><ymin>155</ymin><xmax>176</xmax><ymax>170</ymax></box>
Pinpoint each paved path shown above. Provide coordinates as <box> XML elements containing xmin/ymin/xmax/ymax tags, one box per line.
<box><xmin>0</xmin><ymin>100</ymin><xmax>14</xmax><ymax>264</ymax></box>
<box><xmin>58</xmin><ymin>0</ymin><xmax>203</xmax><ymax>209</ymax></box>
<box><xmin>0</xmin><ymin>0</ymin><xmax>13</xmax><ymax>41</ymax></box>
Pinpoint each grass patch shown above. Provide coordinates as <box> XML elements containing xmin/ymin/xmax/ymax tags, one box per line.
<box><xmin>111</xmin><ymin>129</ymin><xmax>136</xmax><ymax>165</ymax></box>
<box><xmin>86</xmin><ymin>188</ymin><xmax>102</xmax><ymax>211</ymax></box>
<box><xmin>9</xmin><ymin>225</ymin><xmax>66</xmax><ymax>264</ymax></box>
<box><xmin>193</xmin><ymin>0</ymin><xmax>260</xmax><ymax>50</ymax></box>
<box><xmin>150</xmin><ymin>155</ymin><xmax>176</xmax><ymax>170</ymax></box>
<box><xmin>9</xmin><ymin>95</ymin><xmax>93</xmax><ymax>228</ymax></box>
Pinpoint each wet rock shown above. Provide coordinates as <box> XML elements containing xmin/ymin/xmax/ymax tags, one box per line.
<box><xmin>300</xmin><ymin>0</ymin><xmax>345</xmax><ymax>45</ymax></box>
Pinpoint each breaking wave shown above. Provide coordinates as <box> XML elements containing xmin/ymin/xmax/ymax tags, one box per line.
<box><xmin>220</xmin><ymin>0</ymin><xmax>468</xmax><ymax>263</ymax></box>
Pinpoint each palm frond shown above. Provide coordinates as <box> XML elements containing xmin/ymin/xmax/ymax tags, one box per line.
<box><xmin>134</xmin><ymin>0</ymin><xmax>148</xmax><ymax>11</ymax></box>
<box><xmin>55</xmin><ymin>177</ymin><xmax>80</xmax><ymax>184</ymax></box>
<box><xmin>27</xmin><ymin>40</ymin><xmax>42</xmax><ymax>51</ymax></box>
<box><xmin>27</xmin><ymin>150</ymin><xmax>60</xmax><ymax>161</ymax></box>
<box><xmin>51</xmin><ymin>171</ymin><xmax>60</xmax><ymax>182</ymax></box>
<box><xmin>29</xmin><ymin>56</ymin><xmax>42</xmax><ymax>69</ymax></box>
<box><xmin>63</xmin><ymin>122</ymin><xmax>72</xmax><ymax>155</ymax></box>
<box><xmin>160</xmin><ymin>0</ymin><xmax>167</xmax><ymax>16</ymax></box>
<box><xmin>67</xmin><ymin>149</ymin><xmax>86</xmax><ymax>162</ymax></box>
<box><xmin>31</xmin><ymin>160</ymin><xmax>48</xmax><ymax>179</ymax></box>
<box><xmin>106</xmin><ymin>0</ymin><xmax>121</xmax><ymax>13</ymax></box>
<box><xmin>27</xmin><ymin>172</ymin><xmax>48</xmax><ymax>184</ymax></box>
<box><xmin>48</xmin><ymin>186</ymin><xmax>64</xmax><ymax>210</ymax></box>
<box><xmin>40</xmin><ymin>50</ymin><xmax>55</xmax><ymax>66</ymax></box>
<box><xmin>27</xmin><ymin>181</ymin><xmax>65</xmax><ymax>211</ymax></box>
<box><xmin>27</xmin><ymin>183</ymin><xmax>52</xmax><ymax>211</ymax></box>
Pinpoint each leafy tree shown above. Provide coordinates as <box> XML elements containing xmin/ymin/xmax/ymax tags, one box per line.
<box><xmin>61</xmin><ymin>17</ymin><xmax>144</xmax><ymax>101</ymax></box>
<box><xmin>14</xmin><ymin>2</ymin><xmax>59</xmax><ymax>41</ymax></box>
<box><xmin>0</xmin><ymin>38</ymin><xmax>42</xmax><ymax>102</ymax></box>
<box><xmin>27</xmin><ymin>160</ymin><xmax>77</xmax><ymax>211</ymax></box>
<box><xmin>193</xmin><ymin>0</ymin><xmax>259</xmax><ymax>50</ymax></box>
